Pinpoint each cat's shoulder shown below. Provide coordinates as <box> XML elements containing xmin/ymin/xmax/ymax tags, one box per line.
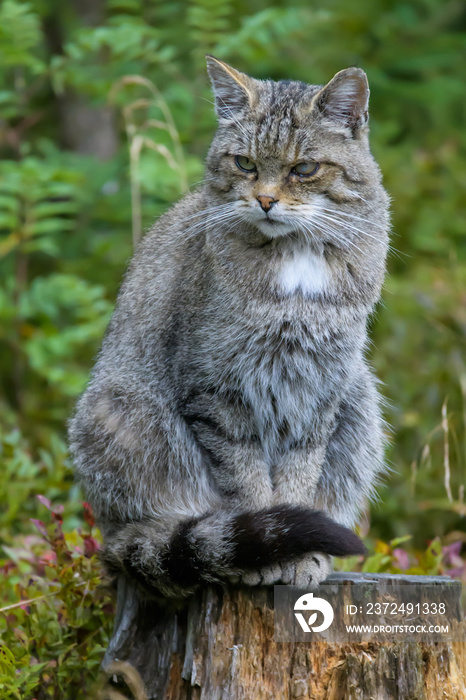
<box><xmin>118</xmin><ymin>189</ymin><xmax>208</xmax><ymax>305</ymax></box>
<box><xmin>141</xmin><ymin>189</ymin><xmax>207</xmax><ymax>253</ymax></box>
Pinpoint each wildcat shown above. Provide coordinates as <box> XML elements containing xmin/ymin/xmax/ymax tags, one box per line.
<box><xmin>68</xmin><ymin>57</ymin><xmax>389</xmax><ymax>598</ymax></box>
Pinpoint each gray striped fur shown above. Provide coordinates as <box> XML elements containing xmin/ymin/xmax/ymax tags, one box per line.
<box><xmin>68</xmin><ymin>58</ymin><xmax>389</xmax><ymax>597</ymax></box>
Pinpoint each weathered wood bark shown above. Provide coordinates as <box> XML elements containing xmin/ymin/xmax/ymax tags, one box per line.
<box><xmin>97</xmin><ymin>574</ymin><xmax>465</xmax><ymax>700</ymax></box>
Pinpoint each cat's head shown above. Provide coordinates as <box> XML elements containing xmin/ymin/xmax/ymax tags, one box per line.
<box><xmin>204</xmin><ymin>56</ymin><xmax>387</xmax><ymax>251</ymax></box>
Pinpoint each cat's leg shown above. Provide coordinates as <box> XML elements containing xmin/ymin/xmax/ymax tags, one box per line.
<box><xmin>313</xmin><ymin>368</ymin><xmax>386</xmax><ymax>528</ymax></box>
<box><xmin>240</xmin><ymin>370</ymin><xmax>384</xmax><ymax>589</ymax></box>
<box><xmin>270</xmin><ymin>370</ymin><xmax>384</xmax><ymax>588</ymax></box>
<box><xmin>237</xmin><ymin>441</ymin><xmax>344</xmax><ymax>589</ymax></box>
<box><xmin>272</xmin><ymin>444</ymin><xmax>328</xmax><ymax>507</ymax></box>
<box><xmin>269</xmin><ymin>369</ymin><xmax>384</xmax><ymax>526</ymax></box>
<box><xmin>253</xmin><ymin>436</ymin><xmax>335</xmax><ymax>588</ymax></box>
<box><xmin>193</xmin><ymin>438</ymin><xmax>273</xmax><ymax>509</ymax></box>
<box><xmin>189</xmin><ymin>409</ymin><xmax>351</xmax><ymax>588</ymax></box>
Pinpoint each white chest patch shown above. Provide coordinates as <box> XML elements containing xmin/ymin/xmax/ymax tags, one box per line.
<box><xmin>278</xmin><ymin>249</ymin><xmax>329</xmax><ymax>296</ymax></box>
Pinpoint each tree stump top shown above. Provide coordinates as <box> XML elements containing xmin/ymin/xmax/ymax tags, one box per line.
<box><xmin>98</xmin><ymin>573</ymin><xmax>465</xmax><ymax>700</ymax></box>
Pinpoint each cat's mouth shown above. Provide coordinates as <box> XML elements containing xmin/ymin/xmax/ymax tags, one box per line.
<box><xmin>254</xmin><ymin>216</ymin><xmax>294</xmax><ymax>238</ymax></box>
<box><xmin>235</xmin><ymin>203</ymin><xmax>295</xmax><ymax>237</ymax></box>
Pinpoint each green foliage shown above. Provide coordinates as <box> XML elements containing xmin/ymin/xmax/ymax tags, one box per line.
<box><xmin>18</xmin><ymin>273</ymin><xmax>112</xmax><ymax>391</ymax></box>
<box><xmin>187</xmin><ymin>0</ymin><xmax>234</xmax><ymax>63</ymax></box>
<box><xmin>52</xmin><ymin>14</ymin><xmax>173</xmax><ymax>97</ymax></box>
<box><xmin>0</xmin><ymin>0</ymin><xmax>44</xmax><ymax>73</ymax></box>
<box><xmin>0</xmin><ymin>429</ymin><xmax>79</xmax><ymax>534</ymax></box>
<box><xmin>0</xmin><ymin>498</ymin><xmax>112</xmax><ymax>700</ymax></box>
<box><xmin>0</xmin><ymin>157</ymin><xmax>82</xmax><ymax>257</ymax></box>
<box><xmin>336</xmin><ymin>535</ymin><xmax>466</xmax><ymax>578</ymax></box>
<box><xmin>0</xmin><ymin>157</ymin><xmax>113</xmax><ymax>437</ymax></box>
<box><xmin>0</xmin><ymin>0</ymin><xmax>47</xmax><ymax>125</ymax></box>
<box><xmin>0</xmin><ymin>0</ymin><xmax>465</xmax><ymax>695</ymax></box>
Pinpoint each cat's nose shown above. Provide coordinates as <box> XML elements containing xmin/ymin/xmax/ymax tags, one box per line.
<box><xmin>256</xmin><ymin>195</ymin><xmax>278</xmax><ymax>213</ymax></box>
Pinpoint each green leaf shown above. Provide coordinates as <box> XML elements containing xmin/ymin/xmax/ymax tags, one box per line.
<box><xmin>389</xmin><ymin>535</ymin><xmax>412</xmax><ymax>547</ymax></box>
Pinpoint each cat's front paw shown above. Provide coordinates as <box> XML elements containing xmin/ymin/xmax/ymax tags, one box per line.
<box><xmin>228</xmin><ymin>553</ymin><xmax>332</xmax><ymax>588</ymax></box>
<box><xmin>238</xmin><ymin>563</ymin><xmax>283</xmax><ymax>586</ymax></box>
<box><xmin>281</xmin><ymin>552</ymin><xmax>332</xmax><ymax>589</ymax></box>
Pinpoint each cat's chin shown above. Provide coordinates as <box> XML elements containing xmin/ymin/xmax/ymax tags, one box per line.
<box><xmin>254</xmin><ymin>218</ymin><xmax>294</xmax><ymax>238</ymax></box>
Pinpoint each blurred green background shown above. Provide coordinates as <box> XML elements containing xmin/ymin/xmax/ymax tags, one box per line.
<box><xmin>0</xmin><ymin>0</ymin><xmax>465</xmax><ymax>696</ymax></box>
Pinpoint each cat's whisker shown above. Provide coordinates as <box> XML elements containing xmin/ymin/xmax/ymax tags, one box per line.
<box><xmin>287</xmin><ymin>228</ymin><xmax>300</xmax><ymax>243</ymax></box>
<box><xmin>318</xmin><ymin>211</ymin><xmax>379</xmax><ymax>239</ymax></box>
<box><xmin>183</xmin><ymin>209</ymin><xmax>246</xmax><ymax>240</ymax></box>
<box><xmin>299</xmin><ymin>214</ymin><xmax>366</xmax><ymax>256</ymax></box>
<box><xmin>171</xmin><ymin>206</ymin><xmax>227</xmax><ymax>228</ymax></box>
<box><xmin>323</xmin><ymin>208</ymin><xmax>382</xmax><ymax>227</ymax></box>
<box><xmin>288</xmin><ymin>220</ymin><xmax>304</xmax><ymax>242</ymax></box>
<box><xmin>320</xmin><ymin>207</ymin><xmax>393</xmax><ymax>242</ymax></box>
<box><xmin>286</xmin><ymin>213</ymin><xmax>344</xmax><ymax>249</ymax></box>
<box><xmin>317</xmin><ymin>212</ymin><xmax>393</xmax><ymax>251</ymax></box>
<box><xmin>291</xmin><ymin>204</ymin><xmax>377</xmax><ymax>234</ymax></box>
<box><xmin>170</xmin><ymin>203</ymin><xmax>239</xmax><ymax>230</ymax></box>
<box><xmin>188</xmin><ymin>175</ymin><xmax>217</xmax><ymax>189</ymax></box>
<box><xmin>174</xmin><ymin>221</ymin><xmax>215</xmax><ymax>240</ymax></box>
<box><xmin>320</xmin><ymin>208</ymin><xmax>405</xmax><ymax>260</ymax></box>
<box><xmin>322</xmin><ymin>211</ymin><xmax>386</xmax><ymax>237</ymax></box>
<box><xmin>317</xmin><ymin>228</ymin><xmax>366</xmax><ymax>256</ymax></box>
<box><xmin>293</xmin><ymin>221</ymin><xmax>319</xmax><ymax>247</ymax></box>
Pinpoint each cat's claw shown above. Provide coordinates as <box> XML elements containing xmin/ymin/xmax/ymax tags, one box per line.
<box><xmin>286</xmin><ymin>552</ymin><xmax>332</xmax><ymax>589</ymax></box>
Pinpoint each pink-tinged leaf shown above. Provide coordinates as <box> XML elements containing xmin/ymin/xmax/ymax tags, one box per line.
<box><xmin>49</xmin><ymin>521</ymin><xmax>65</xmax><ymax>547</ymax></box>
<box><xmin>393</xmin><ymin>548</ymin><xmax>410</xmax><ymax>570</ymax></box>
<box><xmin>30</xmin><ymin>519</ymin><xmax>48</xmax><ymax>538</ymax></box>
<box><xmin>82</xmin><ymin>502</ymin><xmax>96</xmax><ymax>527</ymax></box>
<box><xmin>51</xmin><ymin>511</ymin><xmax>63</xmax><ymax>524</ymax></box>
<box><xmin>450</xmin><ymin>554</ymin><xmax>465</xmax><ymax>569</ymax></box>
<box><xmin>442</xmin><ymin>541</ymin><xmax>463</xmax><ymax>563</ymax></box>
<box><xmin>1</xmin><ymin>560</ymin><xmax>17</xmax><ymax>575</ymax></box>
<box><xmin>2</xmin><ymin>544</ymin><xmax>36</xmax><ymax>564</ymax></box>
<box><xmin>445</xmin><ymin>566</ymin><xmax>466</xmax><ymax>579</ymax></box>
<box><xmin>23</xmin><ymin>535</ymin><xmax>45</xmax><ymax>547</ymax></box>
<box><xmin>40</xmin><ymin>550</ymin><xmax>57</xmax><ymax>565</ymax></box>
<box><xmin>36</xmin><ymin>494</ymin><xmax>52</xmax><ymax>510</ymax></box>
<box><xmin>83</xmin><ymin>535</ymin><xmax>100</xmax><ymax>557</ymax></box>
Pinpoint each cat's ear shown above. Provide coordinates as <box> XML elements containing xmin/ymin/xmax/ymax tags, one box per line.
<box><xmin>312</xmin><ymin>67</ymin><xmax>369</xmax><ymax>134</ymax></box>
<box><xmin>206</xmin><ymin>55</ymin><xmax>257</xmax><ymax>119</ymax></box>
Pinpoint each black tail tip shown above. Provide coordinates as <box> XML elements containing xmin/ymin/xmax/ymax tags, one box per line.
<box><xmin>333</xmin><ymin>526</ymin><xmax>367</xmax><ymax>557</ymax></box>
<box><xmin>266</xmin><ymin>505</ymin><xmax>368</xmax><ymax>558</ymax></box>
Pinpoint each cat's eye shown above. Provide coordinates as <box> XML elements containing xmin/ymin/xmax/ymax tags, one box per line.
<box><xmin>291</xmin><ymin>161</ymin><xmax>319</xmax><ymax>177</ymax></box>
<box><xmin>235</xmin><ymin>155</ymin><xmax>257</xmax><ymax>172</ymax></box>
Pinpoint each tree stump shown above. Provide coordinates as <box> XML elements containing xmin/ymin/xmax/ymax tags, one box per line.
<box><xmin>97</xmin><ymin>573</ymin><xmax>465</xmax><ymax>700</ymax></box>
